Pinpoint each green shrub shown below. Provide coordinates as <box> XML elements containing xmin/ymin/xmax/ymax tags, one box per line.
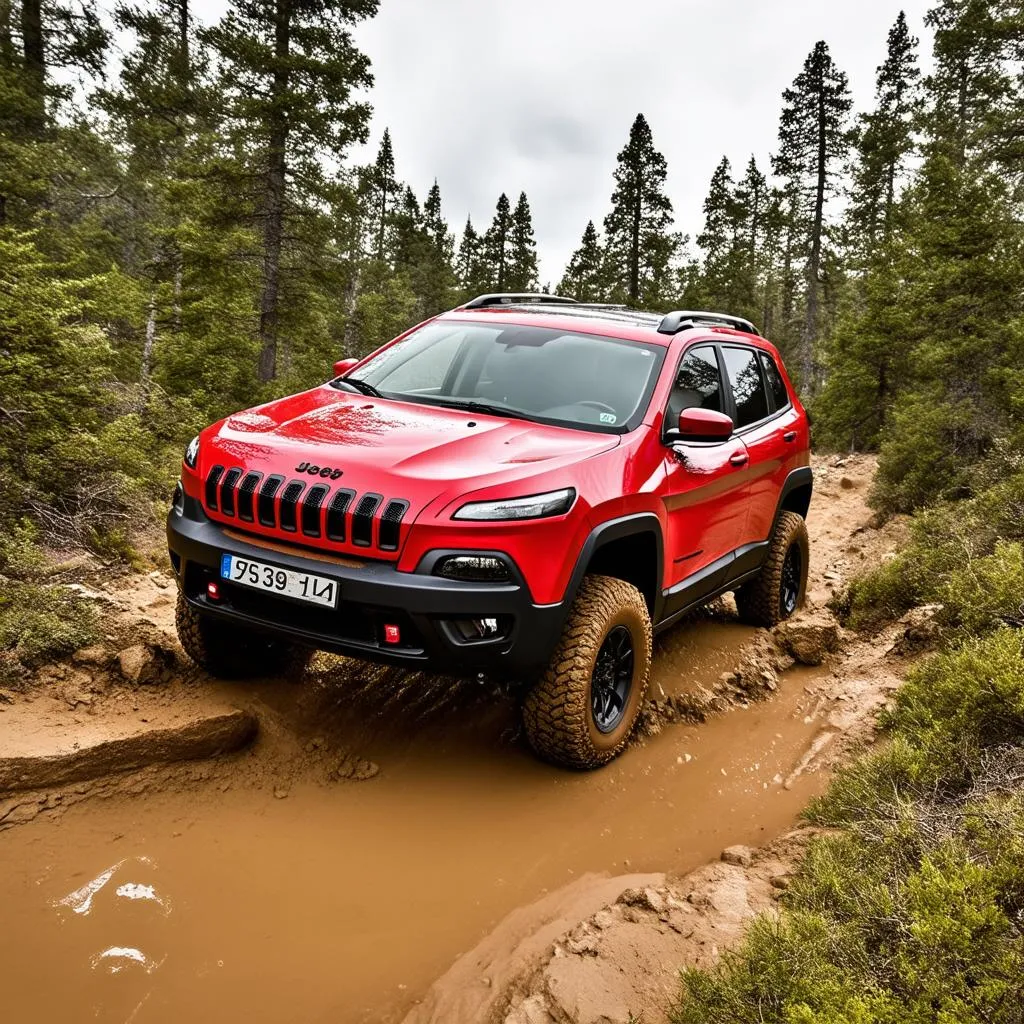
<box><xmin>0</xmin><ymin>578</ymin><xmax>98</xmax><ymax>673</ymax></box>
<box><xmin>940</xmin><ymin>541</ymin><xmax>1024</xmax><ymax>635</ymax></box>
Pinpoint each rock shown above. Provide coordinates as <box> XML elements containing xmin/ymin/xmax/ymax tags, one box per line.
<box><xmin>273</xmin><ymin>788</ymin><xmax>289</xmax><ymax>800</ymax></box>
<box><xmin>72</xmin><ymin>645</ymin><xmax>109</xmax><ymax>667</ymax></box>
<box><xmin>770</xmin><ymin>873</ymin><xmax>793</xmax><ymax>890</ymax></box>
<box><xmin>617</xmin><ymin>886</ymin><xmax>666</xmax><ymax>914</ymax></box>
<box><xmin>774</xmin><ymin>613</ymin><xmax>842</xmax><ymax>666</ymax></box>
<box><xmin>721</xmin><ymin>845</ymin><xmax>754</xmax><ymax>868</ymax></box>
<box><xmin>839</xmin><ymin>476</ymin><xmax>856</xmax><ymax>490</ymax></box>
<box><xmin>117</xmin><ymin>645</ymin><xmax>162</xmax><ymax>685</ymax></box>
<box><xmin>890</xmin><ymin>604</ymin><xmax>944</xmax><ymax>656</ymax></box>
<box><xmin>0</xmin><ymin>799</ymin><xmax>40</xmax><ymax>826</ymax></box>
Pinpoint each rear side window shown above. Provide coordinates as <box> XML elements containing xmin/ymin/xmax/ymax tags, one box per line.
<box><xmin>722</xmin><ymin>346</ymin><xmax>769</xmax><ymax>427</ymax></box>
<box><xmin>667</xmin><ymin>346</ymin><xmax>723</xmax><ymax>424</ymax></box>
<box><xmin>759</xmin><ymin>352</ymin><xmax>789</xmax><ymax>411</ymax></box>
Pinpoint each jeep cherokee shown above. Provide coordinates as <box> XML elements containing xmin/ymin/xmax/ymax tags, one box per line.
<box><xmin>168</xmin><ymin>294</ymin><xmax>812</xmax><ymax>768</ymax></box>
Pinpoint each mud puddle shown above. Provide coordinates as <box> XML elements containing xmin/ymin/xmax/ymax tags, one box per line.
<box><xmin>0</xmin><ymin>616</ymin><xmax>826</xmax><ymax>1024</ymax></box>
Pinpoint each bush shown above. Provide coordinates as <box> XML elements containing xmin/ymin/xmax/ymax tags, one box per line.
<box><xmin>840</xmin><ymin>471</ymin><xmax>1024</xmax><ymax>633</ymax></box>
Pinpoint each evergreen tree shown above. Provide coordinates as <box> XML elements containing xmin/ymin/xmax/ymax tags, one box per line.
<box><xmin>602</xmin><ymin>113</ymin><xmax>676</xmax><ymax>306</ymax></box>
<box><xmin>419</xmin><ymin>179</ymin><xmax>456</xmax><ymax>313</ymax></box>
<box><xmin>368</xmin><ymin>128</ymin><xmax>397</xmax><ymax>262</ymax></box>
<box><xmin>774</xmin><ymin>41</ymin><xmax>853</xmax><ymax>388</ymax></box>
<box><xmin>455</xmin><ymin>216</ymin><xmax>483</xmax><ymax>296</ymax></box>
<box><xmin>482</xmin><ymin>191</ymin><xmax>512</xmax><ymax>291</ymax></box>
<box><xmin>558</xmin><ymin>220</ymin><xmax>604</xmax><ymax>300</ymax></box>
<box><xmin>203</xmin><ymin>0</ymin><xmax>378</xmax><ymax>381</ymax></box>
<box><xmin>507</xmin><ymin>191</ymin><xmax>538</xmax><ymax>291</ymax></box>
<box><xmin>847</xmin><ymin>11</ymin><xmax>920</xmax><ymax>256</ymax></box>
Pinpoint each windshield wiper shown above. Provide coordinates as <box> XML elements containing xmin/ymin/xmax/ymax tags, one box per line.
<box><xmin>432</xmin><ymin>399</ymin><xmax>532</xmax><ymax>421</ymax></box>
<box><xmin>339</xmin><ymin>376</ymin><xmax>383</xmax><ymax>398</ymax></box>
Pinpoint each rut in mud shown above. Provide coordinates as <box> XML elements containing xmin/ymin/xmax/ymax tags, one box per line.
<box><xmin>0</xmin><ymin>454</ymin><xmax>908</xmax><ymax>1024</ymax></box>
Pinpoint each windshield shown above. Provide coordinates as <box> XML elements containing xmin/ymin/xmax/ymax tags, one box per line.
<box><xmin>335</xmin><ymin>322</ymin><xmax>666</xmax><ymax>433</ymax></box>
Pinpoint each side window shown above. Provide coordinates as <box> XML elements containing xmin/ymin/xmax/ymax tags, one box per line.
<box><xmin>667</xmin><ymin>347</ymin><xmax>722</xmax><ymax>424</ymax></box>
<box><xmin>722</xmin><ymin>347</ymin><xmax>769</xmax><ymax>427</ymax></box>
<box><xmin>759</xmin><ymin>352</ymin><xmax>789</xmax><ymax>411</ymax></box>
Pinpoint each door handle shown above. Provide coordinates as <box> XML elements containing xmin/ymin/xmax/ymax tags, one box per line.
<box><xmin>783</xmin><ymin>430</ymin><xmax>797</xmax><ymax>443</ymax></box>
<box><xmin>729</xmin><ymin>451</ymin><xmax>749</xmax><ymax>467</ymax></box>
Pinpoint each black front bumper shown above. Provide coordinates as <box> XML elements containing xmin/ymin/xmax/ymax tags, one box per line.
<box><xmin>167</xmin><ymin>503</ymin><xmax>566</xmax><ymax>679</ymax></box>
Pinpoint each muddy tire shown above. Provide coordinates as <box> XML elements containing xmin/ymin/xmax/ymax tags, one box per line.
<box><xmin>735</xmin><ymin>511</ymin><xmax>809</xmax><ymax>628</ymax></box>
<box><xmin>523</xmin><ymin>575</ymin><xmax>652</xmax><ymax>770</ymax></box>
<box><xmin>175</xmin><ymin>590</ymin><xmax>310</xmax><ymax>681</ymax></box>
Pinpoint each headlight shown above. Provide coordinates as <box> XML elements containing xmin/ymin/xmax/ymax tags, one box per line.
<box><xmin>184</xmin><ymin>435</ymin><xmax>200</xmax><ymax>469</ymax></box>
<box><xmin>452</xmin><ymin>487</ymin><xmax>576</xmax><ymax>522</ymax></box>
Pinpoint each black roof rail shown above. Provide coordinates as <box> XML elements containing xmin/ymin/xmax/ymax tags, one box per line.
<box><xmin>657</xmin><ymin>310</ymin><xmax>759</xmax><ymax>336</ymax></box>
<box><xmin>461</xmin><ymin>293</ymin><xmax>578</xmax><ymax>309</ymax></box>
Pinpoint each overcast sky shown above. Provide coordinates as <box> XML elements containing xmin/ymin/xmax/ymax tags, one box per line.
<box><xmin>194</xmin><ymin>0</ymin><xmax>934</xmax><ymax>284</ymax></box>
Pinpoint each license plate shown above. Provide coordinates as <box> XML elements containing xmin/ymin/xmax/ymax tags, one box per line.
<box><xmin>220</xmin><ymin>554</ymin><xmax>338</xmax><ymax>608</ymax></box>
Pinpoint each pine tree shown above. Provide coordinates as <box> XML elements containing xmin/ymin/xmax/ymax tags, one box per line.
<box><xmin>506</xmin><ymin>191</ymin><xmax>538</xmax><ymax>291</ymax></box>
<box><xmin>847</xmin><ymin>11</ymin><xmax>920</xmax><ymax>256</ymax></box>
<box><xmin>455</xmin><ymin>216</ymin><xmax>482</xmax><ymax>296</ymax></box>
<box><xmin>602</xmin><ymin>113</ymin><xmax>676</xmax><ymax>306</ymax></box>
<box><xmin>368</xmin><ymin>128</ymin><xmax>397</xmax><ymax>262</ymax></box>
<box><xmin>419</xmin><ymin>180</ymin><xmax>455</xmax><ymax>313</ymax></box>
<box><xmin>559</xmin><ymin>220</ymin><xmax>604</xmax><ymax>300</ymax></box>
<box><xmin>203</xmin><ymin>0</ymin><xmax>378</xmax><ymax>381</ymax></box>
<box><xmin>482</xmin><ymin>192</ymin><xmax>512</xmax><ymax>291</ymax></box>
<box><xmin>696</xmin><ymin>156</ymin><xmax>742</xmax><ymax>310</ymax></box>
<box><xmin>774</xmin><ymin>41</ymin><xmax>852</xmax><ymax>388</ymax></box>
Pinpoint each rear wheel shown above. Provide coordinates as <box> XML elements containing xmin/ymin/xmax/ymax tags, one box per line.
<box><xmin>175</xmin><ymin>590</ymin><xmax>311</xmax><ymax>680</ymax></box>
<box><xmin>734</xmin><ymin>511</ymin><xmax>809</xmax><ymax>627</ymax></box>
<box><xmin>523</xmin><ymin>575</ymin><xmax>652</xmax><ymax>769</ymax></box>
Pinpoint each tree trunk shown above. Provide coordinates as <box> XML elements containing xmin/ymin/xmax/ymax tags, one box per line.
<box><xmin>257</xmin><ymin>0</ymin><xmax>291</xmax><ymax>383</ymax></box>
<box><xmin>629</xmin><ymin>189</ymin><xmax>641</xmax><ymax>303</ymax></box>
<box><xmin>20</xmin><ymin>0</ymin><xmax>45</xmax><ymax>133</ymax></box>
<box><xmin>142</xmin><ymin>293</ymin><xmax>157</xmax><ymax>387</ymax></box>
<box><xmin>342</xmin><ymin>266</ymin><xmax>361</xmax><ymax>352</ymax></box>
<box><xmin>177</xmin><ymin>0</ymin><xmax>189</xmax><ymax>70</ymax></box>
<box><xmin>172</xmin><ymin>251</ymin><xmax>183</xmax><ymax>332</ymax></box>
<box><xmin>0</xmin><ymin>0</ymin><xmax>14</xmax><ymax>65</ymax></box>
<box><xmin>803</xmin><ymin>87</ymin><xmax>827</xmax><ymax>391</ymax></box>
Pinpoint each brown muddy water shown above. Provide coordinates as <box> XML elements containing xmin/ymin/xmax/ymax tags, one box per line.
<box><xmin>0</xmin><ymin>619</ymin><xmax>829</xmax><ymax>1024</ymax></box>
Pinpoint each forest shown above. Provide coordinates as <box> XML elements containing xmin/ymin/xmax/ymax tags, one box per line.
<box><xmin>1</xmin><ymin>0</ymin><xmax>1021</xmax><ymax>551</ymax></box>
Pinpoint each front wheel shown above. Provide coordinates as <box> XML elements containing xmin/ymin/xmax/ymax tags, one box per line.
<box><xmin>734</xmin><ymin>511</ymin><xmax>809</xmax><ymax>627</ymax></box>
<box><xmin>175</xmin><ymin>590</ymin><xmax>311</xmax><ymax>680</ymax></box>
<box><xmin>523</xmin><ymin>575</ymin><xmax>652</xmax><ymax>769</ymax></box>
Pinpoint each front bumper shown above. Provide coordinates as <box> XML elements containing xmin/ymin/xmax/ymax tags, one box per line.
<box><xmin>167</xmin><ymin>502</ymin><xmax>566</xmax><ymax>679</ymax></box>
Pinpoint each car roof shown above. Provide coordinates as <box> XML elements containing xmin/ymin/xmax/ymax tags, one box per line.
<box><xmin>439</xmin><ymin>303</ymin><xmax>768</xmax><ymax>349</ymax></box>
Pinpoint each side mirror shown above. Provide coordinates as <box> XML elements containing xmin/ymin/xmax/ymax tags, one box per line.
<box><xmin>668</xmin><ymin>408</ymin><xmax>735</xmax><ymax>443</ymax></box>
<box><xmin>333</xmin><ymin>357</ymin><xmax>359</xmax><ymax>376</ymax></box>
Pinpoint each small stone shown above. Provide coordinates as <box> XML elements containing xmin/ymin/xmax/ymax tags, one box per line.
<box><xmin>117</xmin><ymin>645</ymin><xmax>161</xmax><ymax>685</ymax></box>
<box><xmin>839</xmin><ymin>476</ymin><xmax>855</xmax><ymax>490</ymax></box>
<box><xmin>721</xmin><ymin>845</ymin><xmax>754</xmax><ymax>867</ymax></box>
<box><xmin>273</xmin><ymin>788</ymin><xmax>289</xmax><ymax>799</ymax></box>
<box><xmin>72</xmin><ymin>645</ymin><xmax>109</xmax><ymax>667</ymax></box>
<box><xmin>770</xmin><ymin>873</ymin><xmax>793</xmax><ymax>890</ymax></box>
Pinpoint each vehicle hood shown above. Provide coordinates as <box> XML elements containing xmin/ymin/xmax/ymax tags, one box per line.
<box><xmin>197</xmin><ymin>387</ymin><xmax>617</xmax><ymax>552</ymax></box>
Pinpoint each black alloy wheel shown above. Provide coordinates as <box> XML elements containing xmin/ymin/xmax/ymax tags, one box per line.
<box><xmin>591</xmin><ymin>625</ymin><xmax>634</xmax><ymax>733</ymax></box>
<box><xmin>780</xmin><ymin>543</ymin><xmax>802</xmax><ymax>618</ymax></box>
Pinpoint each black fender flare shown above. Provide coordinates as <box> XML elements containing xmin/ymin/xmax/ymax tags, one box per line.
<box><xmin>773</xmin><ymin>466</ymin><xmax>814</xmax><ymax>527</ymax></box>
<box><xmin>557</xmin><ymin>512</ymin><xmax>666</xmax><ymax>622</ymax></box>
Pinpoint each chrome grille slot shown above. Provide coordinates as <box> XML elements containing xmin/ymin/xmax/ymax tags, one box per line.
<box><xmin>205</xmin><ymin>465</ymin><xmax>224</xmax><ymax>510</ymax></box>
<box><xmin>279</xmin><ymin>481</ymin><xmax>305</xmax><ymax>532</ymax></box>
<box><xmin>237</xmin><ymin>472</ymin><xmax>262</xmax><ymax>522</ymax></box>
<box><xmin>258</xmin><ymin>475</ymin><xmax>284</xmax><ymax>527</ymax></box>
<box><xmin>219</xmin><ymin>468</ymin><xmax>242</xmax><ymax>517</ymax></box>
<box><xmin>326</xmin><ymin>489</ymin><xmax>355</xmax><ymax>542</ymax></box>
<box><xmin>352</xmin><ymin>493</ymin><xmax>382</xmax><ymax>547</ymax></box>
<box><xmin>379</xmin><ymin>499</ymin><xmax>409</xmax><ymax>551</ymax></box>
<box><xmin>302</xmin><ymin>484</ymin><xmax>330</xmax><ymax>538</ymax></box>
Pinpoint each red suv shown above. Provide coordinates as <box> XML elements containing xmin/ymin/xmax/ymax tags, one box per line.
<box><xmin>168</xmin><ymin>295</ymin><xmax>811</xmax><ymax>768</ymax></box>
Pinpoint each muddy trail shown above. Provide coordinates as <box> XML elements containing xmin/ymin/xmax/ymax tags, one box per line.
<box><xmin>0</xmin><ymin>455</ymin><xmax>910</xmax><ymax>1024</ymax></box>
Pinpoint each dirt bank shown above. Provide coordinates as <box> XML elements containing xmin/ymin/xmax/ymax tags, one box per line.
<box><xmin>0</xmin><ymin>454</ymin><xmax>912</xmax><ymax>1024</ymax></box>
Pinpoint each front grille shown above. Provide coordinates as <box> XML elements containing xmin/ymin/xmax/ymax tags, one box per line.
<box><xmin>203</xmin><ymin>466</ymin><xmax>409</xmax><ymax>554</ymax></box>
<box><xmin>258</xmin><ymin>475</ymin><xmax>284</xmax><ymax>527</ymax></box>
<box><xmin>219</xmin><ymin>468</ymin><xmax>243</xmax><ymax>517</ymax></box>
<box><xmin>379</xmin><ymin>499</ymin><xmax>409</xmax><ymax>551</ymax></box>
<box><xmin>352</xmin><ymin>493</ymin><xmax>382</xmax><ymax>547</ymax></box>
<box><xmin>302</xmin><ymin>484</ymin><xmax>330</xmax><ymax>538</ymax></box>
<box><xmin>279</xmin><ymin>481</ymin><xmax>305</xmax><ymax>532</ymax></box>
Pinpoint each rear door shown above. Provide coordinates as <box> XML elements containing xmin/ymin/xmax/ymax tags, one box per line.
<box><xmin>658</xmin><ymin>344</ymin><xmax>750</xmax><ymax>593</ymax></box>
<box><xmin>720</xmin><ymin>345</ymin><xmax>799</xmax><ymax>550</ymax></box>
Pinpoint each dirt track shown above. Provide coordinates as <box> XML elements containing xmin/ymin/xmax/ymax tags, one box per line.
<box><xmin>0</xmin><ymin>454</ymin><xmax>913</xmax><ymax>1024</ymax></box>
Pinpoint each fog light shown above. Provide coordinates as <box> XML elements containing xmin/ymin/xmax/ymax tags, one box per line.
<box><xmin>435</xmin><ymin>555</ymin><xmax>511</xmax><ymax>582</ymax></box>
<box><xmin>383</xmin><ymin>623</ymin><xmax>401</xmax><ymax>644</ymax></box>
<box><xmin>207</xmin><ymin>581</ymin><xmax>221</xmax><ymax>601</ymax></box>
<box><xmin>450</xmin><ymin>617</ymin><xmax>509</xmax><ymax>642</ymax></box>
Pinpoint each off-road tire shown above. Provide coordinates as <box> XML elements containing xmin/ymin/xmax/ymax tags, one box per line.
<box><xmin>734</xmin><ymin>511</ymin><xmax>809</xmax><ymax>627</ymax></box>
<box><xmin>523</xmin><ymin>575</ymin><xmax>652</xmax><ymax>770</ymax></box>
<box><xmin>175</xmin><ymin>590</ymin><xmax>310</xmax><ymax>681</ymax></box>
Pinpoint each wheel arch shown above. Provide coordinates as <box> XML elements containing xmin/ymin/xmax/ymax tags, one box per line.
<box><xmin>776</xmin><ymin>466</ymin><xmax>813</xmax><ymax>522</ymax></box>
<box><xmin>563</xmin><ymin>513</ymin><xmax>664</xmax><ymax>619</ymax></box>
